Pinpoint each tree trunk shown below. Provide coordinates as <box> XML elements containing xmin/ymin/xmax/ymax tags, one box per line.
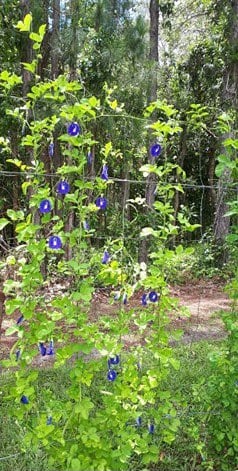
<box><xmin>69</xmin><ymin>0</ymin><xmax>79</xmax><ymax>80</ymax></box>
<box><xmin>213</xmin><ymin>0</ymin><xmax>238</xmax><ymax>251</ymax></box>
<box><xmin>51</xmin><ymin>0</ymin><xmax>60</xmax><ymax>79</ymax></box>
<box><xmin>139</xmin><ymin>0</ymin><xmax>159</xmax><ymax>263</ymax></box>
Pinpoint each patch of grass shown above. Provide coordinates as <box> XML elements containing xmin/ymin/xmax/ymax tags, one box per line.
<box><xmin>0</xmin><ymin>340</ymin><xmax>224</xmax><ymax>471</ymax></box>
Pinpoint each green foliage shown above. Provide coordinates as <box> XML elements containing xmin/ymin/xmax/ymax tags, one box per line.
<box><xmin>0</xmin><ymin>340</ymin><xmax>229</xmax><ymax>471</ymax></box>
<box><xmin>191</xmin><ymin>138</ymin><xmax>238</xmax><ymax>470</ymax></box>
<box><xmin>0</xmin><ymin>18</ymin><xmax>197</xmax><ymax>471</ymax></box>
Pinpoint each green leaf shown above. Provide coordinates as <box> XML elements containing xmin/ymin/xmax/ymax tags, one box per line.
<box><xmin>7</xmin><ymin>209</ymin><xmax>25</xmax><ymax>221</ymax></box>
<box><xmin>223</xmin><ymin>138</ymin><xmax>238</xmax><ymax>149</ymax></box>
<box><xmin>104</xmin><ymin>141</ymin><xmax>112</xmax><ymax>157</ymax></box>
<box><xmin>6</xmin><ymin>158</ymin><xmax>27</xmax><ymax>170</ymax></box>
<box><xmin>0</xmin><ymin>218</ymin><xmax>10</xmax><ymax>230</ymax></box>
<box><xmin>75</xmin><ymin>398</ymin><xmax>94</xmax><ymax>420</ymax></box>
<box><xmin>140</xmin><ymin>227</ymin><xmax>156</xmax><ymax>237</ymax></box>
<box><xmin>22</xmin><ymin>182</ymin><xmax>32</xmax><ymax>195</ymax></box>
<box><xmin>139</xmin><ymin>164</ymin><xmax>157</xmax><ymax>176</ymax></box>
<box><xmin>39</xmin><ymin>24</ymin><xmax>46</xmax><ymax>37</ymax></box>
<box><xmin>29</xmin><ymin>32</ymin><xmax>41</xmax><ymax>42</ymax></box>
<box><xmin>16</xmin><ymin>14</ymin><xmax>32</xmax><ymax>32</ymax></box>
<box><xmin>5</xmin><ymin>325</ymin><xmax>19</xmax><ymax>336</ymax></box>
<box><xmin>70</xmin><ymin>459</ymin><xmax>81</xmax><ymax>471</ymax></box>
<box><xmin>21</xmin><ymin>61</ymin><xmax>37</xmax><ymax>73</ymax></box>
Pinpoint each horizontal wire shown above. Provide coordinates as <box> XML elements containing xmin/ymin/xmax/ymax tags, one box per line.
<box><xmin>0</xmin><ymin>170</ymin><xmax>237</xmax><ymax>191</ymax></box>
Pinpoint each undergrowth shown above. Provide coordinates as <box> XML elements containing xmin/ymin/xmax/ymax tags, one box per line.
<box><xmin>0</xmin><ymin>340</ymin><xmax>224</xmax><ymax>471</ymax></box>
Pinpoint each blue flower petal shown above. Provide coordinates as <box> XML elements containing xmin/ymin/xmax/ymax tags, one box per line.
<box><xmin>47</xmin><ymin>416</ymin><xmax>53</xmax><ymax>425</ymax></box>
<box><xmin>148</xmin><ymin>423</ymin><xmax>155</xmax><ymax>434</ymax></box>
<box><xmin>16</xmin><ymin>349</ymin><xmax>21</xmax><ymax>361</ymax></box>
<box><xmin>107</xmin><ymin>370</ymin><xmax>117</xmax><ymax>381</ymax></box>
<box><xmin>21</xmin><ymin>395</ymin><xmax>29</xmax><ymax>405</ymax></box>
<box><xmin>150</xmin><ymin>143</ymin><xmax>162</xmax><ymax>158</ymax></box>
<box><xmin>141</xmin><ymin>294</ymin><xmax>147</xmax><ymax>306</ymax></box>
<box><xmin>47</xmin><ymin>340</ymin><xmax>54</xmax><ymax>356</ymax></box>
<box><xmin>67</xmin><ymin>122</ymin><xmax>81</xmax><ymax>137</ymax></box>
<box><xmin>95</xmin><ymin>197</ymin><xmax>107</xmax><ymax>210</ymax></box>
<box><xmin>39</xmin><ymin>342</ymin><xmax>47</xmax><ymax>356</ymax></box>
<box><xmin>48</xmin><ymin>143</ymin><xmax>54</xmax><ymax>157</ymax></box>
<box><xmin>102</xmin><ymin>250</ymin><xmax>110</xmax><ymax>264</ymax></box>
<box><xmin>57</xmin><ymin>181</ymin><xmax>70</xmax><ymax>195</ymax></box>
<box><xmin>109</xmin><ymin>355</ymin><xmax>120</xmax><ymax>365</ymax></box>
<box><xmin>39</xmin><ymin>199</ymin><xmax>52</xmax><ymax>214</ymax></box>
<box><xmin>49</xmin><ymin>236</ymin><xmax>62</xmax><ymax>249</ymax></box>
<box><xmin>136</xmin><ymin>416</ymin><xmax>142</xmax><ymax>426</ymax></box>
<box><xmin>148</xmin><ymin>291</ymin><xmax>158</xmax><ymax>303</ymax></box>
<box><xmin>101</xmin><ymin>164</ymin><xmax>109</xmax><ymax>181</ymax></box>
<box><xmin>16</xmin><ymin>315</ymin><xmax>24</xmax><ymax>325</ymax></box>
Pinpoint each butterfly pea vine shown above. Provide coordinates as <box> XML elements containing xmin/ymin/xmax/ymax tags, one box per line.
<box><xmin>0</xmin><ymin>14</ymin><xmax>199</xmax><ymax>471</ymax></box>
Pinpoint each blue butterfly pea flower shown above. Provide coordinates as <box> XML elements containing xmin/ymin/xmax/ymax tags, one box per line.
<box><xmin>107</xmin><ymin>370</ymin><xmax>117</xmax><ymax>381</ymax></box>
<box><xmin>47</xmin><ymin>340</ymin><xmax>54</xmax><ymax>356</ymax></box>
<box><xmin>39</xmin><ymin>342</ymin><xmax>47</xmax><ymax>356</ymax></box>
<box><xmin>109</xmin><ymin>355</ymin><xmax>120</xmax><ymax>366</ymax></box>
<box><xmin>48</xmin><ymin>142</ymin><xmax>54</xmax><ymax>157</ymax></box>
<box><xmin>148</xmin><ymin>423</ymin><xmax>155</xmax><ymax>434</ymax></box>
<box><xmin>136</xmin><ymin>416</ymin><xmax>142</xmax><ymax>426</ymax></box>
<box><xmin>49</xmin><ymin>236</ymin><xmax>62</xmax><ymax>249</ymax></box>
<box><xmin>21</xmin><ymin>395</ymin><xmax>29</xmax><ymax>405</ymax></box>
<box><xmin>95</xmin><ymin>197</ymin><xmax>107</xmax><ymax>210</ymax></box>
<box><xmin>16</xmin><ymin>315</ymin><xmax>24</xmax><ymax>325</ymax></box>
<box><xmin>67</xmin><ymin>122</ymin><xmax>81</xmax><ymax>137</ymax></box>
<box><xmin>102</xmin><ymin>250</ymin><xmax>110</xmax><ymax>264</ymax></box>
<box><xmin>39</xmin><ymin>199</ymin><xmax>52</xmax><ymax>214</ymax></box>
<box><xmin>141</xmin><ymin>294</ymin><xmax>147</xmax><ymax>306</ymax></box>
<box><xmin>101</xmin><ymin>164</ymin><xmax>109</xmax><ymax>181</ymax></box>
<box><xmin>150</xmin><ymin>143</ymin><xmax>162</xmax><ymax>158</ymax></box>
<box><xmin>16</xmin><ymin>349</ymin><xmax>21</xmax><ymax>361</ymax></box>
<box><xmin>148</xmin><ymin>291</ymin><xmax>158</xmax><ymax>303</ymax></box>
<box><xmin>57</xmin><ymin>181</ymin><xmax>70</xmax><ymax>195</ymax></box>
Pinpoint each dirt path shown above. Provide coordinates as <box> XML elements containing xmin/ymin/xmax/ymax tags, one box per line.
<box><xmin>170</xmin><ymin>279</ymin><xmax>229</xmax><ymax>342</ymax></box>
<box><xmin>0</xmin><ymin>279</ymin><xmax>230</xmax><ymax>361</ymax></box>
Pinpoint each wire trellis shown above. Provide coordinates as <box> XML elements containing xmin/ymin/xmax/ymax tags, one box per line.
<box><xmin>0</xmin><ymin>169</ymin><xmax>237</xmax><ymax>191</ymax></box>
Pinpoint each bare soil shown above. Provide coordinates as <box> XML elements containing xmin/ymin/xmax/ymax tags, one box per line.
<box><xmin>0</xmin><ymin>279</ymin><xmax>230</xmax><ymax>362</ymax></box>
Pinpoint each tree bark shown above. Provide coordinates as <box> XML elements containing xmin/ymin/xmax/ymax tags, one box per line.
<box><xmin>51</xmin><ymin>0</ymin><xmax>60</xmax><ymax>79</ymax></box>
<box><xmin>69</xmin><ymin>0</ymin><xmax>79</xmax><ymax>80</ymax></box>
